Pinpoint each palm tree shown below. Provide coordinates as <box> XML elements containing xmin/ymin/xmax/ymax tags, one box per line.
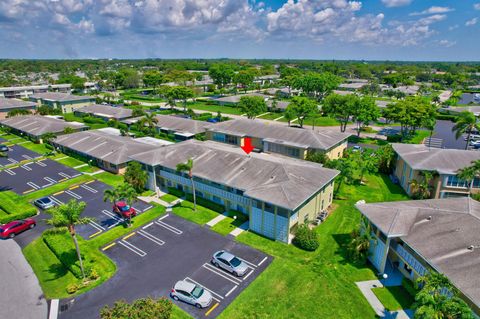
<box><xmin>103</xmin><ymin>187</ymin><xmax>119</xmax><ymax>206</ymax></box>
<box><xmin>348</xmin><ymin>217</ymin><xmax>376</xmax><ymax>264</ymax></box>
<box><xmin>457</xmin><ymin>160</ymin><xmax>480</xmax><ymax>194</ymax></box>
<box><xmin>119</xmin><ymin>184</ymin><xmax>138</xmax><ymax>227</ymax></box>
<box><xmin>139</xmin><ymin>113</ymin><xmax>158</xmax><ymax>136</ymax></box>
<box><xmin>408</xmin><ymin>171</ymin><xmax>434</xmax><ymax>199</ymax></box>
<box><xmin>452</xmin><ymin>111</ymin><xmax>479</xmax><ymax>150</ymax></box>
<box><xmin>46</xmin><ymin>199</ymin><xmax>92</xmax><ymax>279</ymax></box>
<box><xmin>40</xmin><ymin>132</ymin><xmax>57</xmax><ymax>144</ymax></box>
<box><xmin>176</xmin><ymin>158</ymin><xmax>196</xmax><ymax>211</ymax></box>
<box><xmin>63</xmin><ymin>127</ymin><xmax>74</xmax><ymax>134</ymax></box>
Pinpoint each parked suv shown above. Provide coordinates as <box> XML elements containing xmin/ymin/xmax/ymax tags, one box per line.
<box><xmin>113</xmin><ymin>201</ymin><xmax>136</xmax><ymax>219</ymax></box>
<box><xmin>0</xmin><ymin>218</ymin><xmax>36</xmax><ymax>239</ymax></box>
<box><xmin>171</xmin><ymin>280</ymin><xmax>213</xmax><ymax>309</ymax></box>
<box><xmin>211</xmin><ymin>250</ymin><xmax>249</xmax><ymax>277</ymax></box>
<box><xmin>0</xmin><ymin>144</ymin><xmax>8</xmax><ymax>152</ymax></box>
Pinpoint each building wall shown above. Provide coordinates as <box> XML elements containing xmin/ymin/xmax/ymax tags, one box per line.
<box><xmin>295</xmin><ymin>181</ymin><xmax>334</xmax><ymax>225</ymax></box>
<box><xmin>324</xmin><ymin>141</ymin><xmax>347</xmax><ymax>160</ymax></box>
<box><xmin>32</xmin><ymin>98</ymin><xmax>94</xmax><ymax>113</ymax></box>
<box><xmin>0</xmin><ymin>107</ymin><xmax>35</xmax><ymax>120</ymax></box>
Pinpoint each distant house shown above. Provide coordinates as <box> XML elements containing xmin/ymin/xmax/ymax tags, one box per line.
<box><xmin>253</xmin><ymin>74</ymin><xmax>280</xmax><ymax>85</ymax></box>
<box><xmin>74</xmin><ymin>104</ymin><xmax>133</xmax><ymax>121</ymax></box>
<box><xmin>30</xmin><ymin>92</ymin><xmax>95</xmax><ymax>113</ymax></box>
<box><xmin>357</xmin><ymin>197</ymin><xmax>480</xmax><ymax>316</ymax></box>
<box><xmin>0</xmin><ymin>98</ymin><xmax>36</xmax><ymax>120</ymax></box>
<box><xmin>0</xmin><ymin>84</ymin><xmax>71</xmax><ymax>99</ymax></box>
<box><xmin>153</xmin><ymin>115</ymin><xmax>211</xmax><ymax>141</ymax></box>
<box><xmin>0</xmin><ymin>115</ymin><xmax>87</xmax><ymax>141</ymax></box>
<box><xmin>52</xmin><ymin>128</ymin><xmax>171</xmax><ymax>174</ymax></box>
<box><xmin>392</xmin><ymin>143</ymin><xmax>480</xmax><ymax>198</ymax></box>
<box><xmin>212</xmin><ymin>93</ymin><xmax>270</xmax><ymax>106</ymax></box>
<box><xmin>205</xmin><ymin>119</ymin><xmax>349</xmax><ymax>160</ymax></box>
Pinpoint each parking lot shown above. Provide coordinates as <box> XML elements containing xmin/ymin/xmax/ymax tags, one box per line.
<box><xmin>59</xmin><ymin>214</ymin><xmax>271</xmax><ymax>319</ymax></box>
<box><xmin>0</xmin><ymin>137</ymin><xmax>42</xmax><ymax>167</ymax></box>
<box><xmin>45</xmin><ymin>180</ymin><xmax>153</xmax><ymax>239</ymax></box>
<box><xmin>0</xmin><ymin>158</ymin><xmax>81</xmax><ymax>194</ymax></box>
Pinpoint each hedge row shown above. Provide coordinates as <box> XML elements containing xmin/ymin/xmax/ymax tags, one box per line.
<box><xmin>0</xmin><ymin>191</ymin><xmax>37</xmax><ymax>224</ymax></box>
<box><xmin>185</xmin><ymin>194</ymin><xmax>225</xmax><ymax>213</ymax></box>
<box><xmin>167</xmin><ymin>187</ymin><xmax>185</xmax><ymax>198</ymax></box>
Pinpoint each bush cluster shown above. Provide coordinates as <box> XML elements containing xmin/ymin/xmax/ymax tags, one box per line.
<box><xmin>292</xmin><ymin>224</ymin><xmax>319</xmax><ymax>251</ymax></box>
<box><xmin>0</xmin><ymin>191</ymin><xmax>37</xmax><ymax>224</ymax></box>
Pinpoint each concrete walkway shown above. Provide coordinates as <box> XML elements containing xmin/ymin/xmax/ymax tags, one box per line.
<box><xmin>138</xmin><ymin>195</ymin><xmax>170</xmax><ymax>207</ymax></box>
<box><xmin>0</xmin><ymin>239</ymin><xmax>48</xmax><ymax>319</ymax></box>
<box><xmin>356</xmin><ymin>279</ymin><xmax>413</xmax><ymax>319</ymax></box>
<box><xmin>206</xmin><ymin>214</ymin><xmax>227</xmax><ymax>227</ymax></box>
<box><xmin>229</xmin><ymin>221</ymin><xmax>249</xmax><ymax>237</ymax></box>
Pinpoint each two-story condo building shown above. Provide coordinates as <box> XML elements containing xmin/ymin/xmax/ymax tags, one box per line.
<box><xmin>130</xmin><ymin>140</ymin><xmax>339</xmax><ymax>243</ymax></box>
<box><xmin>356</xmin><ymin>198</ymin><xmax>480</xmax><ymax>315</ymax></box>
<box><xmin>74</xmin><ymin>104</ymin><xmax>133</xmax><ymax>121</ymax></box>
<box><xmin>30</xmin><ymin>92</ymin><xmax>95</xmax><ymax>113</ymax></box>
<box><xmin>205</xmin><ymin>119</ymin><xmax>349</xmax><ymax>160</ymax></box>
<box><xmin>0</xmin><ymin>98</ymin><xmax>36</xmax><ymax>119</ymax></box>
<box><xmin>392</xmin><ymin>143</ymin><xmax>480</xmax><ymax>198</ymax></box>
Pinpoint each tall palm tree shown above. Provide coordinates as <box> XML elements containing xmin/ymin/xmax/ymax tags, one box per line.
<box><xmin>139</xmin><ymin>113</ymin><xmax>158</xmax><ymax>136</ymax></box>
<box><xmin>348</xmin><ymin>217</ymin><xmax>376</xmax><ymax>263</ymax></box>
<box><xmin>452</xmin><ymin>111</ymin><xmax>479</xmax><ymax>150</ymax></box>
<box><xmin>46</xmin><ymin>199</ymin><xmax>92</xmax><ymax>279</ymax></box>
<box><xmin>176</xmin><ymin>158</ymin><xmax>196</xmax><ymax>211</ymax></box>
<box><xmin>408</xmin><ymin>171</ymin><xmax>434</xmax><ymax>199</ymax></box>
<box><xmin>457</xmin><ymin>160</ymin><xmax>480</xmax><ymax>194</ymax></box>
<box><xmin>41</xmin><ymin>132</ymin><xmax>57</xmax><ymax>144</ymax></box>
<box><xmin>119</xmin><ymin>184</ymin><xmax>138</xmax><ymax>227</ymax></box>
<box><xmin>103</xmin><ymin>188</ymin><xmax>119</xmax><ymax>206</ymax></box>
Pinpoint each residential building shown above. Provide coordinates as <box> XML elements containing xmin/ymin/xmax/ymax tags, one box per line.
<box><xmin>205</xmin><ymin>119</ymin><xmax>349</xmax><ymax>160</ymax></box>
<box><xmin>392</xmin><ymin>143</ymin><xmax>480</xmax><ymax>198</ymax></box>
<box><xmin>130</xmin><ymin>140</ymin><xmax>339</xmax><ymax>243</ymax></box>
<box><xmin>0</xmin><ymin>98</ymin><xmax>36</xmax><ymax>119</ymax></box>
<box><xmin>0</xmin><ymin>115</ymin><xmax>87</xmax><ymax>141</ymax></box>
<box><xmin>52</xmin><ymin>128</ymin><xmax>172</xmax><ymax>174</ymax></box>
<box><xmin>30</xmin><ymin>92</ymin><xmax>95</xmax><ymax>113</ymax></box>
<box><xmin>212</xmin><ymin>93</ymin><xmax>269</xmax><ymax>106</ymax></box>
<box><xmin>356</xmin><ymin>198</ymin><xmax>480</xmax><ymax>315</ymax></box>
<box><xmin>0</xmin><ymin>84</ymin><xmax>71</xmax><ymax>99</ymax></box>
<box><xmin>253</xmin><ymin>74</ymin><xmax>280</xmax><ymax>85</ymax></box>
<box><xmin>74</xmin><ymin>104</ymin><xmax>133</xmax><ymax>121</ymax></box>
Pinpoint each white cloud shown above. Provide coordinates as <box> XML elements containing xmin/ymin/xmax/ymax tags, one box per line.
<box><xmin>466</xmin><ymin>17</ymin><xmax>478</xmax><ymax>26</ymax></box>
<box><xmin>381</xmin><ymin>0</ymin><xmax>412</xmax><ymax>8</ymax></box>
<box><xmin>438</xmin><ymin>39</ymin><xmax>456</xmax><ymax>47</ymax></box>
<box><xmin>410</xmin><ymin>6</ymin><xmax>454</xmax><ymax>16</ymax></box>
<box><xmin>448</xmin><ymin>24</ymin><xmax>459</xmax><ymax>31</ymax></box>
<box><xmin>474</xmin><ymin>3</ymin><xmax>480</xmax><ymax>10</ymax></box>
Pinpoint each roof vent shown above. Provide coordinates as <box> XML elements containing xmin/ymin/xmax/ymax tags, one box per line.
<box><xmin>468</xmin><ymin>245</ymin><xmax>475</xmax><ymax>251</ymax></box>
<box><xmin>426</xmin><ymin>215</ymin><xmax>432</xmax><ymax>221</ymax></box>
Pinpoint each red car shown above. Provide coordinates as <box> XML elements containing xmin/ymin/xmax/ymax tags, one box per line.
<box><xmin>113</xmin><ymin>201</ymin><xmax>137</xmax><ymax>219</ymax></box>
<box><xmin>0</xmin><ymin>218</ymin><xmax>36</xmax><ymax>239</ymax></box>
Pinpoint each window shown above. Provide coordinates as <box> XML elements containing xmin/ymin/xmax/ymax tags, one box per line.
<box><xmin>472</xmin><ymin>178</ymin><xmax>480</xmax><ymax>189</ymax></box>
<box><xmin>264</xmin><ymin>203</ymin><xmax>274</xmax><ymax>213</ymax></box>
<box><xmin>321</xmin><ymin>200</ymin><xmax>324</xmax><ymax>210</ymax></box>
<box><xmin>267</xmin><ymin>142</ymin><xmax>301</xmax><ymax>158</ymax></box>
<box><xmin>213</xmin><ymin>133</ymin><xmax>225</xmax><ymax>142</ymax></box>
<box><xmin>446</xmin><ymin>175</ymin><xmax>469</xmax><ymax>188</ymax></box>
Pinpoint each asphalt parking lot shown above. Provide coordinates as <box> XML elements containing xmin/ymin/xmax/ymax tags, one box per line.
<box><xmin>0</xmin><ymin>138</ymin><xmax>41</xmax><ymax>167</ymax></box>
<box><xmin>46</xmin><ymin>180</ymin><xmax>153</xmax><ymax>239</ymax></box>
<box><xmin>0</xmin><ymin>158</ymin><xmax>81</xmax><ymax>194</ymax></box>
<box><xmin>59</xmin><ymin>214</ymin><xmax>271</xmax><ymax>319</ymax></box>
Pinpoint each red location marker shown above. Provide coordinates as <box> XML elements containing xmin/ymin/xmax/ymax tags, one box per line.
<box><xmin>241</xmin><ymin>137</ymin><xmax>254</xmax><ymax>154</ymax></box>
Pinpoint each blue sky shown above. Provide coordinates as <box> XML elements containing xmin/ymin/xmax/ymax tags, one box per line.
<box><xmin>0</xmin><ymin>0</ymin><xmax>479</xmax><ymax>61</ymax></box>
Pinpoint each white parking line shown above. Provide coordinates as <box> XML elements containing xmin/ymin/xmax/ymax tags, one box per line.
<box><xmin>49</xmin><ymin>197</ymin><xmax>64</xmax><ymax>206</ymax></box>
<box><xmin>225</xmin><ymin>285</ymin><xmax>238</xmax><ymax>297</ymax></box>
<box><xmin>118</xmin><ymin>240</ymin><xmax>147</xmax><ymax>257</ymax></box>
<box><xmin>184</xmin><ymin>277</ymin><xmax>223</xmax><ymax>301</ymax></box>
<box><xmin>138</xmin><ymin>230</ymin><xmax>165</xmax><ymax>246</ymax></box>
<box><xmin>44</xmin><ymin>177</ymin><xmax>57</xmax><ymax>184</ymax></box>
<box><xmin>142</xmin><ymin>222</ymin><xmax>154</xmax><ymax>229</ymax></box>
<box><xmin>102</xmin><ymin>209</ymin><xmax>122</xmax><ymax>221</ymax></box>
<box><xmin>237</xmin><ymin>257</ymin><xmax>257</xmax><ymax>269</ymax></box>
<box><xmin>36</xmin><ymin>161</ymin><xmax>47</xmax><ymax>167</ymax></box>
<box><xmin>65</xmin><ymin>190</ymin><xmax>82</xmax><ymax>199</ymax></box>
<box><xmin>80</xmin><ymin>184</ymin><xmax>98</xmax><ymax>193</ymax></box>
<box><xmin>22</xmin><ymin>154</ymin><xmax>33</xmax><ymax>160</ymax></box>
<box><xmin>27</xmin><ymin>182</ymin><xmax>40</xmax><ymax>190</ymax></box>
<box><xmin>58</xmin><ymin>172</ymin><xmax>71</xmax><ymax>179</ymax></box>
<box><xmin>155</xmin><ymin>220</ymin><xmax>183</xmax><ymax>235</ymax></box>
<box><xmin>21</xmin><ymin>165</ymin><xmax>32</xmax><ymax>171</ymax></box>
<box><xmin>158</xmin><ymin>214</ymin><xmax>169</xmax><ymax>221</ymax></box>
<box><xmin>70</xmin><ymin>173</ymin><xmax>82</xmax><ymax>178</ymax></box>
<box><xmin>142</xmin><ymin>205</ymin><xmax>153</xmax><ymax>212</ymax></box>
<box><xmin>8</xmin><ymin>158</ymin><xmax>18</xmax><ymax>164</ymax></box>
<box><xmin>243</xmin><ymin>269</ymin><xmax>254</xmax><ymax>280</ymax></box>
<box><xmin>258</xmin><ymin>256</ymin><xmax>268</xmax><ymax>266</ymax></box>
<box><xmin>89</xmin><ymin>221</ymin><xmax>105</xmax><ymax>231</ymax></box>
<box><xmin>4</xmin><ymin>169</ymin><xmax>15</xmax><ymax>175</ymax></box>
<box><xmin>203</xmin><ymin>263</ymin><xmax>242</xmax><ymax>284</ymax></box>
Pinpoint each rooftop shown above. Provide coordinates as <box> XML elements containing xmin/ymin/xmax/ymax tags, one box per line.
<box><xmin>154</xmin><ymin>114</ymin><xmax>211</xmax><ymax>135</ymax></box>
<box><xmin>0</xmin><ymin>98</ymin><xmax>36</xmax><ymax>110</ymax></box>
<box><xmin>75</xmin><ymin>104</ymin><xmax>133</xmax><ymax>119</ymax></box>
<box><xmin>0</xmin><ymin>84</ymin><xmax>71</xmax><ymax>92</ymax></box>
<box><xmin>30</xmin><ymin>92</ymin><xmax>94</xmax><ymax>102</ymax></box>
<box><xmin>53</xmin><ymin>128</ymin><xmax>168</xmax><ymax>165</ymax></box>
<box><xmin>356</xmin><ymin>197</ymin><xmax>480</xmax><ymax>309</ymax></box>
<box><xmin>130</xmin><ymin>140</ymin><xmax>339</xmax><ymax>210</ymax></box>
<box><xmin>207</xmin><ymin>119</ymin><xmax>350</xmax><ymax>151</ymax></box>
<box><xmin>392</xmin><ymin>143</ymin><xmax>480</xmax><ymax>175</ymax></box>
<box><xmin>213</xmin><ymin>93</ymin><xmax>270</xmax><ymax>104</ymax></box>
<box><xmin>0</xmin><ymin>115</ymin><xmax>87</xmax><ymax>137</ymax></box>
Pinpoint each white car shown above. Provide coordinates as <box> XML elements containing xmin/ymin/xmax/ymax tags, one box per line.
<box><xmin>171</xmin><ymin>280</ymin><xmax>213</xmax><ymax>309</ymax></box>
<box><xmin>211</xmin><ymin>250</ymin><xmax>249</xmax><ymax>277</ymax></box>
<box><xmin>466</xmin><ymin>135</ymin><xmax>480</xmax><ymax>141</ymax></box>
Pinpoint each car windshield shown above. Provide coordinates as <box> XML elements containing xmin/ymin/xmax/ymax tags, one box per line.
<box><xmin>191</xmin><ymin>286</ymin><xmax>204</xmax><ymax>298</ymax></box>
<box><xmin>120</xmin><ymin>205</ymin><xmax>131</xmax><ymax>212</ymax></box>
<box><xmin>40</xmin><ymin>198</ymin><xmax>51</xmax><ymax>203</ymax></box>
<box><xmin>0</xmin><ymin>229</ymin><xmax>4</xmax><ymax>233</ymax></box>
<box><xmin>230</xmin><ymin>257</ymin><xmax>242</xmax><ymax>267</ymax></box>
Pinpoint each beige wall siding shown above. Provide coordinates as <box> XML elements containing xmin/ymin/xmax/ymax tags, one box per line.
<box><xmin>325</xmin><ymin>141</ymin><xmax>347</xmax><ymax>160</ymax></box>
<box><xmin>61</xmin><ymin>101</ymin><xmax>94</xmax><ymax>113</ymax></box>
<box><xmin>296</xmin><ymin>181</ymin><xmax>334</xmax><ymax>225</ymax></box>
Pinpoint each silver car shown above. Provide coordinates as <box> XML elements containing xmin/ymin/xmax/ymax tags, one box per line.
<box><xmin>171</xmin><ymin>280</ymin><xmax>213</xmax><ymax>309</ymax></box>
<box><xmin>211</xmin><ymin>250</ymin><xmax>249</xmax><ymax>277</ymax></box>
<box><xmin>33</xmin><ymin>197</ymin><xmax>55</xmax><ymax>210</ymax></box>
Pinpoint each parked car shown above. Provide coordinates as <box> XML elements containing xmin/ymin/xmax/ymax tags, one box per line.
<box><xmin>470</xmin><ymin>140</ymin><xmax>480</xmax><ymax>147</ymax></box>
<box><xmin>34</xmin><ymin>196</ymin><xmax>55</xmax><ymax>210</ymax></box>
<box><xmin>113</xmin><ymin>201</ymin><xmax>137</xmax><ymax>219</ymax></box>
<box><xmin>352</xmin><ymin>145</ymin><xmax>362</xmax><ymax>152</ymax></box>
<box><xmin>0</xmin><ymin>144</ymin><xmax>8</xmax><ymax>152</ymax></box>
<box><xmin>171</xmin><ymin>280</ymin><xmax>213</xmax><ymax>309</ymax></box>
<box><xmin>465</xmin><ymin>134</ymin><xmax>480</xmax><ymax>141</ymax></box>
<box><xmin>211</xmin><ymin>250</ymin><xmax>249</xmax><ymax>277</ymax></box>
<box><xmin>0</xmin><ymin>218</ymin><xmax>36</xmax><ymax>239</ymax></box>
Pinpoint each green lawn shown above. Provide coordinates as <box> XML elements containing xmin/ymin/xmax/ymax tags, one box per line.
<box><xmin>258</xmin><ymin>112</ymin><xmax>284</xmax><ymax>120</ymax></box>
<box><xmin>372</xmin><ymin>286</ymin><xmax>415</xmax><ymax>311</ymax></box>
<box><xmin>210</xmin><ymin>211</ymin><xmax>248</xmax><ymax>236</ymax></box>
<box><xmin>186</xmin><ymin>101</ymin><xmax>244</xmax><ymax>115</ymax></box>
<box><xmin>93</xmin><ymin>172</ymin><xmax>125</xmax><ymax>187</ymax></box>
<box><xmin>348</xmin><ymin>136</ymin><xmax>389</xmax><ymax>146</ymax></box>
<box><xmin>219</xmin><ymin>174</ymin><xmax>408</xmax><ymax>319</ymax></box>
<box><xmin>405</xmin><ymin>130</ymin><xmax>430</xmax><ymax>144</ymax></box>
<box><xmin>172</xmin><ymin>200</ymin><xmax>219</xmax><ymax>225</ymax></box>
<box><xmin>18</xmin><ymin>141</ymin><xmax>50</xmax><ymax>154</ymax></box>
<box><xmin>160</xmin><ymin>193</ymin><xmax>180</xmax><ymax>203</ymax></box>
<box><xmin>57</xmin><ymin>156</ymin><xmax>86</xmax><ymax>168</ymax></box>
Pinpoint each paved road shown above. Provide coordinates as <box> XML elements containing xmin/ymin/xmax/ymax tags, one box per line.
<box><xmin>0</xmin><ymin>239</ymin><xmax>48</xmax><ymax>319</ymax></box>
<box><xmin>432</xmin><ymin>120</ymin><xmax>467</xmax><ymax>150</ymax></box>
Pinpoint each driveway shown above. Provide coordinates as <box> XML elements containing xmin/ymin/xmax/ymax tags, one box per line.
<box><xmin>0</xmin><ymin>239</ymin><xmax>48</xmax><ymax>318</ymax></box>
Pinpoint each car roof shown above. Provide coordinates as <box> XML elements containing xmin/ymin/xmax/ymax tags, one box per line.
<box><xmin>175</xmin><ymin>280</ymin><xmax>196</xmax><ymax>292</ymax></box>
<box><xmin>0</xmin><ymin>220</ymin><xmax>22</xmax><ymax>228</ymax></box>
<box><xmin>37</xmin><ymin>197</ymin><xmax>52</xmax><ymax>202</ymax></box>
<box><xmin>217</xmin><ymin>250</ymin><xmax>235</xmax><ymax>261</ymax></box>
<box><xmin>117</xmin><ymin>201</ymin><xmax>127</xmax><ymax>206</ymax></box>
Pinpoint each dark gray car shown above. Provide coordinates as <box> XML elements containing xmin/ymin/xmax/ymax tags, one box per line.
<box><xmin>33</xmin><ymin>197</ymin><xmax>55</xmax><ymax>210</ymax></box>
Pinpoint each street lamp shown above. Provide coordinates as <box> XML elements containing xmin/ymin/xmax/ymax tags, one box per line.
<box><xmin>382</xmin><ymin>273</ymin><xmax>388</xmax><ymax>287</ymax></box>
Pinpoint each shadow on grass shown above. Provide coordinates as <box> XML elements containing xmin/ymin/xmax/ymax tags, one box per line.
<box><xmin>46</xmin><ymin>262</ymin><xmax>69</xmax><ymax>281</ymax></box>
<box><xmin>380</xmin><ymin>174</ymin><xmax>407</xmax><ymax>197</ymax></box>
<box><xmin>331</xmin><ymin>233</ymin><xmax>376</xmax><ymax>271</ymax></box>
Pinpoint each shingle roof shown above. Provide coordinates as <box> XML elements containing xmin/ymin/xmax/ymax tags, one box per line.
<box><xmin>213</xmin><ymin>93</ymin><xmax>269</xmax><ymax>104</ymax></box>
<box><xmin>154</xmin><ymin>115</ymin><xmax>210</xmax><ymax>135</ymax></box>
<box><xmin>356</xmin><ymin>198</ymin><xmax>480</xmax><ymax>309</ymax></box>
<box><xmin>0</xmin><ymin>115</ymin><xmax>87</xmax><ymax>137</ymax></box>
<box><xmin>0</xmin><ymin>98</ymin><xmax>36</xmax><ymax>110</ymax></box>
<box><xmin>207</xmin><ymin>119</ymin><xmax>350</xmax><ymax>151</ymax></box>
<box><xmin>392</xmin><ymin>143</ymin><xmax>480</xmax><ymax>174</ymax></box>
<box><xmin>130</xmin><ymin>140</ymin><xmax>339</xmax><ymax>210</ymax></box>
<box><xmin>30</xmin><ymin>92</ymin><xmax>94</xmax><ymax>102</ymax></box>
<box><xmin>53</xmin><ymin>129</ymin><xmax>164</xmax><ymax>165</ymax></box>
<box><xmin>75</xmin><ymin>104</ymin><xmax>133</xmax><ymax>120</ymax></box>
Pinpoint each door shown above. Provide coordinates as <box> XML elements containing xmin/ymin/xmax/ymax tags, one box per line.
<box><xmin>176</xmin><ymin>290</ymin><xmax>194</xmax><ymax>305</ymax></box>
<box><xmin>218</xmin><ymin>257</ymin><xmax>232</xmax><ymax>272</ymax></box>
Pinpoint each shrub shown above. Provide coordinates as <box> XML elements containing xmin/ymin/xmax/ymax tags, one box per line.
<box><xmin>167</xmin><ymin>187</ymin><xmax>185</xmax><ymax>198</ymax></box>
<box><xmin>185</xmin><ymin>194</ymin><xmax>225</xmax><ymax>213</ymax></box>
<box><xmin>66</xmin><ymin>283</ymin><xmax>79</xmax><ymax>294</ymax></box>
<box><xmin>292</xmin><ymin>224</ymin><xmax>319</xmax><ymax>251</ymax></box>
<box><xmin>0</xmin><ymin>191</ymin><xmax>37</xmax><ymax>223</ymax></box>
<box><xmin>386</xmin><ymin>134</ymin><xmax>402</xmax><ymax>142</ymax></box>
<box><xmin>402</xmin><ymin>278</ymin><xmax>417</xmax><ymax>297</ymax></box>
<box><xmin>89</xmin><ymin>268</ymin><xmax>100</xmax><ymax>280</ymax></box>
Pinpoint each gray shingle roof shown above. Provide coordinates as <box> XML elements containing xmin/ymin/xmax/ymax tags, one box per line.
<box><xmin>154</xmin><ymin>115</ymin><xmax>210</xmax><ymax>135</ymax></box>
<box><xmin>213</xmin><ymin>93</ymin><xmax>269</xmax><ymax>104</ymax></box>
<box><xmin>30</xmin><ymin>92</ymin><xmax>94</xmax><ymax>102</ymax></box>
<box><xmin>392</xmin><ymin>143</ymin><xmax>480</xmax><ymax>174</ymax></box>
<box><xmin>130</xmin><ymin>140</ymin><xmax>339</xmax><ymax>210</ymax></box>
<box><xmin>75</xmin><ymin>104</ymin><xmax>133</xmax><ymax>120</ymax></box>
<box><xmin>0</xmin><ymin>98</ymin><xmax>36</xmax><ymax>110</ymax></box>
<box><xmin>356</xmin><ymin>198</ymin><xmax>480</xmax><ymax>309</ymax></box>
<box><xmin>207</xmin><ymin>119</ymin><xmax>350</xmax><ymax>151</ymax></box>
<box><xmin>53</xmin><ymin>129</ymin><xmax>164</xmax><ymax>165</ymax></box>
<box><xmin>0</xmin><ymin>115</ymin><xmax>87</xmax><ymax>137</ymax></box>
